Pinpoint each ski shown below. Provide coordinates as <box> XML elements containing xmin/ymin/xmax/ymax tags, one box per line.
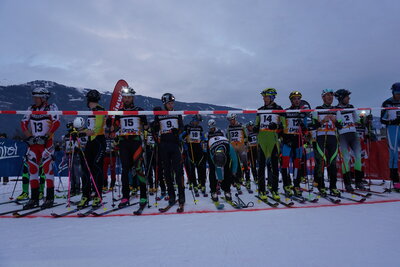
<box><xmin>221</xmin><ymin>197</ymin><xmax>241</xmax><ymax>209</ymax></box>
<box><xmin>13</xmin><ymin>203</ymin><xmax>64</xmax><ymax>218</ymax></box>
<box><xmin>255</xmin><ymin>195</ymin><xmax>279</xmax><ymax>207</ymax></box>
<box><xmin>51</xmin><ymin>207</ymin><xmax>83</xmax><ymax>218</ymax></box>
<box><xmin>302</xmin><ymin>194</ymin><xmax>319</xmax><ymax>203</ymax></box>
<box><xmin>159</xmin><ymin>200</ymin><xmax>178</xmax><ymax>213</ymax></box>
<box><xmin>77</xmin><ymin>202</ymin><xmax>108</xmax><ymax>217</ymax></box>
<box><xmin>367</xmin><ymin>180</ymin><xmax>386</xmax><ymax>186</ymax></box>
<box><xmin>315</xmin><ymin>192</ymin><xmax>341</xmax><ymax>204</ymax></box>
<box><xmin>280</xmin><ymin>193</ymin><xmax>305</xmax><ymax>204</ymax></box>
<box><xmin>212</xmin><ymin>201</ymin><xmax>225</xmax><ymax>210</ymax></box>
<box><xmin>14</xmin><ymin>200</ymin><xmax>29</xmax><ymax>205</ymax></box>
<box><xmin>0</xmin><ymin>206</ymin><xmax>34</xmax><ymax>216</ymax></box>
<box><xmin>267</xmin><ymin>195</ymin><xmax>294</xmax><ymax>207</ymax></box>
<box><xmin>92</xmin><ymin>202</ymin><xmax>139</xmax><ymax>216</ymax></box>
<box><xmin>339</xmin><ymin>189</ymin><xmax>371</xmax><ymax>198</ymax></box>
<box><xmin>333</xmin><ymin>193</ymin><xmax>366</xmax><ymax>203</ymax></box>
<box><xmin>355</xmin><ymin>188</ymin><xmax>389</xmax><ymax>195</ymax></box>
<box><xmin>0</xmin><ymin>199</ymin><xmax>27</xmax><ymax>206</ymax></box>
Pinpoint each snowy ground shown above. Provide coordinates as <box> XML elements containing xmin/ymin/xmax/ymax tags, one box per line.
<box><xmin>0</xmin><ymin>177</ymin><xmax>399</xmax><ymax>267</ymax></box>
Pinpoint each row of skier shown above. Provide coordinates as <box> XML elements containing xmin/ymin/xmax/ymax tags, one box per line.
<box><xmin>17</xmin><ymin>83</ymin><xmax>400</xmax><ymax>212</ymax></box>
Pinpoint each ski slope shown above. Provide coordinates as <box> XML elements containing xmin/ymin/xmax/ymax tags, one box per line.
<box><xmin>0</xmin><ymin>178</ymin><xmax>399</xmax><ymax>267</ymax></box>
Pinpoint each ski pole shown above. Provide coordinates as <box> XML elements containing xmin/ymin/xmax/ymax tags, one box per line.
<box><xmin>9</xmin><ymin>154</ymin><xmax>26</xmax><ymax>200</ymax></box>
<box><xmin>76</xmin><ymin>137</ymin><xmax>105</xmax><ymax>210</ymax></box>
<box><xmin>66</xmin><ymin>133</ymin><xmax>75</xmax><ymax>207</ymax></box>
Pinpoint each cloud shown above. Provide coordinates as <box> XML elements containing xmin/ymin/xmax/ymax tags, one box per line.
<box><xmin>0</xmin><ymin>0</ymin><xmax>399</xmax><ymax>113</ymax></box>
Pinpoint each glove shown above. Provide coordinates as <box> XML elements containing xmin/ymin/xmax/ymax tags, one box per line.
<box><xmin>390</xmin><ymin>118</ymin><xmax>400</xmax><ymax>125</ymax></box>
<box><xmin>25</xmin><ymin>136</ymin><xmax>35</xmax><ymax>145</ymax></box>
<box><xmin>253</xmin><ymin>126</ymin><xmax>259</xmax><ymax>133</ymax></box>
<box><xmin>299</xmin><ymin>122</ymin><xmax>307</xmax><ymax>132</ymax></box>
<box><xmin>268</xmin><ymin>122</ymin><xmax>277</xmax><ymax>130</ymax></box>
<box><xmin>172</xmin><ymin>128</ymin><xmax>179</xmax><ymax>136</ymax></box>
<box><xmin>106</xmin><ymin>117</ymin><xmax>112</xmax><ymax>128</ymax></box>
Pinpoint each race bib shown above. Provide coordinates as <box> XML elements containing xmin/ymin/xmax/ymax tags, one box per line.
<box><xmin>248</xmin><ymin>135</ymin><xmax>257</xmax><ymax>145</ymax></box>
<box><xmin>147</xmin><ymin>134</ymin><xmax>155</xmax><ymax>144</ymax></box>
<box><xmin>30</xmin><ymin>120</ymin><xmax>50</xmax><ymax>136</ymax></box>
<box><xmin>120</xmin><ymin>117</ymin><xmax>141</xmax><ymax>135</ymax></box>
<box><xmin>160</xmin><ymin>119</ymin><xmax>178</xmax><ymax>134</ymax></box>
<box><xmin>87</xmin><ymin>117</ymin><xmax>96</xmax><ymax>131</ymax></box>
<box><xmin>208</xmin><ymin>136</ymin><xmax>228</xmax><ymax>149</ymax></box>
<box><xmin>229</xmin><ymin>130</ymin><xmax>243</xmax><ymax>143</ymax></box>
<box><xmin>286</xmin><ymin>118</ymin><xmax>301</xmax><ymax>134</ymax></box>
<box><xmin>189</xmin><ymin>130</ymin><xmax>201</xmax><ymax>143</ymax></box>
<box><xmin>259</xmin><ymin>114</ymin><xmax>279</xmax><ymax>130</ymax></box>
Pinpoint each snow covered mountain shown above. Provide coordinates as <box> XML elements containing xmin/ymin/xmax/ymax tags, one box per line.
<box><xmin>0</xmin><ymin>80</ymin><xmax>255</xmax><ymax>140</ymax></box>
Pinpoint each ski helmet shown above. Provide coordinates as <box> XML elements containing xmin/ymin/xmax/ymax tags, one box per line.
<box><xmin>161</xmin><ymin>93</ymin><xmax>175</xmax><ymax>104</ymax></box>
<box><xmin>321</xmin><ymin>88</ymin><xmax>334</xmax><ymax>97</ymax></box>
<box><xmin>227</xmin><ymin>113</ymin><xmax>237</xmax><ymax>121</ymax></box>
<box><xmin>86</xmin><ymin>90</ymin><xmax>101</xmax><ymax>102</ymax></box>
<box><xmin>334</xmin><ymin>89</ymin><xmax>351</xmax><ymax>102</ymax></box>
<box><xmin>73</xmin><ymin>117</ymin><xmax>85</xmax><ymax>129</ymax></box>
<box><xmin>246</xmin><ymin>121</ymin><xmax>254</xmax><ymax>127</ymax></box>
<box><xmin>66</xmin><ymin>122</ymin><xmax>73</xmax><ymax>130</ymax></box>
<box><xmin>213</xmin><ymin>147</ymin><xmax>227</xmax><ymax>168</ymax></box>
<box><xmin>121</xmin><ymin>86</ymin><xmax>136</xmax><ymax>97</ymax></box>
<box><xmin>260</xmin><ymin>88</ymin><xmax>277</xmax><ymax>98</ymax></box>
<box><xmin>192</xmin><ymin>114</ymin><xmax>202</xmax><ymax>122</ymax></box>
<box><xmin>289</xmin><ymin>91</ymin><xmax>302</xmax><ymax>100</ymax></box>
<box><xmin>208</xmin><ymin>119</ymin><xmax>216</xmax><ymax>128</ymax></box>
<box><xmin>32</xmin><ymin>87</ymin><xmax>50</xmax><ymax>100</ymax></box>
<box><xmin>391</xmin><ymin>82</ymin><xmax>400</xmax><ymax>93</ymax></box>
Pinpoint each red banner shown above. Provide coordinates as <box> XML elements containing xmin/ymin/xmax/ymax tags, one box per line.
<box><xmin>109</xmin><ymin>79</ymin><xmax>129</xmax><ymax>111</ymax></box>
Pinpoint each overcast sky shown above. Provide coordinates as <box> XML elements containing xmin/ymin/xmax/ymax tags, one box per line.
<box><xmin>0</xmin><ymin>0</ymin><xmax>399</xmax><ymax>110</ymax></box>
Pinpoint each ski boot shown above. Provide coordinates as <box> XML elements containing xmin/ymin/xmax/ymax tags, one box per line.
<box><xmin>236</xmin><ymin>184</ymin><xmax>242</xmax><ymax>195</ymax></box>
<box><xmin>345</xmin><ymin>184</ymin><xmax>354</xmax><ymax>192</ymax></box>
<box><xmin>284</xmin><ymin>185</ymin><xmax>294</xmax><ymax>197</ymax></box>
<box><xmin>258</xmin><ymin>191</ymin><xmax>268</xmax><ymax>200</ymax></box>
<box><xmin>294</xmin><ymin>187</ymin><xmax>302</xmax><ymax>197</ymax></box>
<box><xmin>245</xmin><ymin>180</ymin><xmax>251</xmax><ymax>190</ymax></box>
<box><xmin>23</xmin><ymin>188</ymin><xmax>40</xmax><ymax>209</ymax></box>
<box><xmin>318</xmin><ymin>187</ymin><xmax>327</xmax><ymax>197</ymax></box>
<box><xmin>201</xmin><ymin>186</ymin><xmax>207</xmax><ymax>195</ymax></box>
<box><xmin>211</xmin><ymin>192</ymin><xmax>218</xmax><ymax>202</ymax></box>
<box><xmin>149</xmin><ymin>188</ymin><xmax>156</xmax><ymax>196</ymax></box>
<box><xmin>16</xmin><ymin>192</ymin><xmax>29</xmax><ymax>201</ymax></box>
<box><xmin>118</xmin><ymin>198</ymin><xmax>130</xmax><ymax>208</ymax></box>
<box><xmin>139</xmin><ymin>198</ymin><xmax>147</xmax><ymax>208</ymax></box>
<box><xmin>92</xmin><ymin>197</ymin><xmax>102</xmax><ymax>207</ymax></box>
<box><xmin>271</xmin><ymin>191</ymin><xmax>280</xmax><ymax>201</ymax></box>
<box><xmin>23</xmin><ymin>199</ymin><xmax>39</xmax><ymax>210</ymax></box>
<box><xmin>355</xmin><ymin>182</ymin><xmax>365</xmax><ymax>190</ymax></box>
<box><xmin>41</xmin><ymin>198</ymin><xmax>54</xmax><ymax>209</ymax></box>
<box><xmin>330</xmin><ymin>188</ymin><xmax>341</xmax><ymax>197</ymax></box>
<box><xmin>224</xmin><ymin>192</ymin><xmax>232</xmax><ymax>201</ymax></box>
<box><xmin>194</xmin><ymin>186</ymin><xmax>200</xmax><ymax>197</ymax></box>
<box><xmin>41</xmin><ymin>188</ymin><xmax>55</xmax><ymax>209</ymax></box>
<box><xmin>77</xmin><ymin>196</ymin><xmax>90</xmax><ymax>209</ymax></box>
